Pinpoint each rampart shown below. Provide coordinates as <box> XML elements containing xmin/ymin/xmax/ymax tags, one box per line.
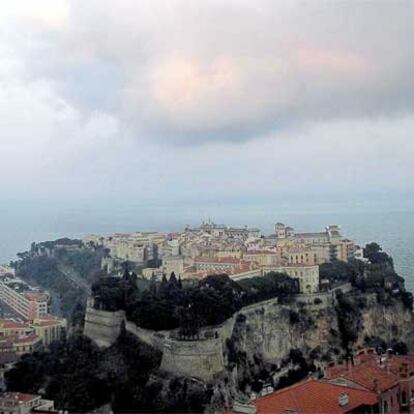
<box><xmin>160</xmin><ymin>337</ymin><xmax>224</xmax><ymax>380</ymax></box>
<box><xmin>84</xmin><ymin>284</ymin><xmax>351</xmax><ymax>379</ymax></box>
<box><xmin>83</xmin><ymin>304</ymin><xmax>125</xmax><ymax>348</ymax></box>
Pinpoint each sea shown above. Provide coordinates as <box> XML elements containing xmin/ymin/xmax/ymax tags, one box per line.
<box><xmin>1</xmin><ymin>201</ymin><xmax>413</xmax><ymax>292</ymax></box>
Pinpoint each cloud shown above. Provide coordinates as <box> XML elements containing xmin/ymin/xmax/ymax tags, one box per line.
<box><xmin>0</xmin><ymin>0</ymin><xmax>413</xmax><ymax>211</ymax></box>
<box><xmin>3</xmin><ymin>0</ymin><xmax>413</xmax><ymax>145</ymax></box>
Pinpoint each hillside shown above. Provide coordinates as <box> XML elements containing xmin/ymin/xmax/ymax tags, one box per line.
<box><xmin>11</xmin><ymin>239</ymin><xmax>107</xmax><ymax>323</ymax></box>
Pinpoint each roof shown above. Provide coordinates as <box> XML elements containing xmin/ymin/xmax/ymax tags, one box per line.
<box><xmin>32</xmin><ymin>319</ymin><xmax>63</xmax><ymax>327</ymax></box>
<box><xmin>329</xmin><ymin>365</ymin><xmax>398</xmax><ymax>392</ymax></box>
<box><xmin>0</xmin><ymin>320</ymin><xmax>31</xmax><ymax>329</ymax></box>
<box><xmin>23</xmin><ymin>291</ymin><xmax>48</xmax><ymax>302</ymax></box>
<box><xmin>325</xmin><ymin>351</ymin><xmax>414</xmax><ymax>393</ymax></box>
<box><xmin>226</xmin><ymin>379</ymin><xmax>377</xmax><ymax>414</ymax></box>
<box><xmin>0</xmin><ymin>392</ymin><xmax>39</xmax><ymax>403</ymax></box>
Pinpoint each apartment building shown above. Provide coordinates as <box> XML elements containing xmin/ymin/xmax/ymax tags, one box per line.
<box><xmin>0</xmin><ymin>281</ymin><xmax>49</xmax><ymax>321</ymax></box>
<box><xmin>32</xmin><ymin>317</ymin><xmax>67</xmax><ymax>346</ymax></box>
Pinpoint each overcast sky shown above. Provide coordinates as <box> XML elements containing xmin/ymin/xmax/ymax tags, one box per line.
<box><xmin>1</xmin><ymin>0</ymin><xmax>413</xmax><ymax>214</ymax></box>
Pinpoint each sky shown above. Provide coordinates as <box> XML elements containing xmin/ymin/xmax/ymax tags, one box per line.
<box><xmin>0</xmin><ymin>0</ymin><xmax>414</xmax><ymax>221</ymax></box>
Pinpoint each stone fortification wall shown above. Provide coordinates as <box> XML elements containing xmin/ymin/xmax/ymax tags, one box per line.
<box><xmin>125</xmin><ymin>321</ymin><xmax>171</xmax><ymax>351</ymax></box>
<box><xmin>83</xmin><ymin>284</ymin><xmax>351</xmax><ymax>379</ymax></box>
<box><xmin>160</xmin><ymin>337</ymin><xmax>224</xmax><ymax>381</ymax></box>
<box><xmin>83</xmin><ymin>306</ymin><xmax>125</xmax><ymax>348</ymax></box>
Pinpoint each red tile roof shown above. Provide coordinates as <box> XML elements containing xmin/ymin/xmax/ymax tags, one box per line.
<box><xmin>225</xmin><ymin>379</ymin><xmax>377</xmax><ymax>414</ymax></box>
<box><xmin>0</xmin><ymin>392</ymin><xmax>39</xmax><ymax>403</ymax></box>
<box><xmin>0</xmin><ymin>320</ymin><xmax>30</xmax><ymax>329</ymax></box>
<box><xmin>324</xmin><ymin>352</ymin><xmax>414</xmax><ymax>393</ymax></box>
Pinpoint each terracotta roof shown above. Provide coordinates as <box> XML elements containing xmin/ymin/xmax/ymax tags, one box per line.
<box><xmin>0</xmin><ymin>320</ymin><xmax>31</xmax><ymax>329</ymax></box>
<box><xmin>226</xmin><ymin>379</ymin><xmax>377</xmax><ymax>414</ymax></box>
<box><xmin>324</xmin><ymin>352</ymin><xmax>412</xmax><ymax>393</ymax></box>
<box><xmin>0</xmin><ymin>392</ymin><xmax>39</xmax><ymax>403</ymax></box>
<box><xmin>32</xmin><ymin>319</ymin><xmax>64</xmax><ymax>327</ymax></box>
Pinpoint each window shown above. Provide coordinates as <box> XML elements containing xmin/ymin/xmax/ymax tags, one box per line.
<box><xmin>402</xmin><ymin>391</ymin><xmax>408</xmax><ymax>406</ymax></box>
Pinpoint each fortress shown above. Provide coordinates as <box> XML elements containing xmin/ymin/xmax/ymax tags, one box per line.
<box><xmin>83</xmin><ymin>285</ymin><xmax>350</xmax><ymax>381</ymax></box>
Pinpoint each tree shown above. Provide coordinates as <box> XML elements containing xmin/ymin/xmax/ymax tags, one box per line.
<box><xmin>364</xmin><ymin>243</ymin><xmax>393</xmax><ymax>267</ymax></box>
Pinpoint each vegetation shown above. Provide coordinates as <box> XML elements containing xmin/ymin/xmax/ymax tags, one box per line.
<box><xmin>319</xmin><ymin>258</ymin><xmax>364</xmax><ymax>287</ymax></box>
<box><xmin>364</xmin><ymin>242</ymin><xmax>394</xmax><ymax>267</ymax></box>
<box><xmin>11</xmin><ymin>240</ymin><xmax>107</xmax><ymax>323</ymax></box>
<box><xmin>92</xmin><ymin>272</ymin><xmax>299</xmax><ymax>333</ymax></box>
<box><xmin>5</xmin><ymin>329</ymin><xmax>212</xmax><ymax>413</ymax></box>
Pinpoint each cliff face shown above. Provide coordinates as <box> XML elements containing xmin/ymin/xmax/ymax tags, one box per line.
<box><xmin>357</xmin><ymin>301</ymin><xmax>414</xmax><ymax>349</ymax></box>
<box><xmin>83</xmin><ymin>290</ymin><xmax>414</xmax><ymax>387</ymax></box>
<box><xmin>216</xmin><ymin>294</ymin><xmax>414</xmax><ymax>397</ymax></box>
<box><xmin>223</xmin><ymin>300</ymin><xmax>341</xmax><ymax>389</ymax></box>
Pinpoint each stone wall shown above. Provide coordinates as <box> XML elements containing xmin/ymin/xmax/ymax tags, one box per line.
<box><xmin>83</xmin><ymin>305</ymin><xmax>125</xmax><ymax>348</ymax></box>
<box><xmin>160</xmin><ymin>337</ymin><xmax>224</xmax><ymax>381</ymax></box>
<box><xmin>125</xmin><ymin>321</ymin><xmax>170</xmax><ymax>351</ymax></box>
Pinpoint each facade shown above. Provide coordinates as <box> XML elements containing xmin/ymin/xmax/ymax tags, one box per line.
<box><xmin>0</xmin><ymin>281</ymin><xmax>49</xmax><ymax>321</ymax></box>
<box><xmin>142</xmin><ymin>267</ymin><xmax>164</xmax><ymax>280</ymax></box>
<box><xmin>11</xmin><ymin>334</ymin><xmax>42</xmax><ymax>355</ymax></box>
<box><xmin>162</xmin><ymin>255</ymin><xmax>184</xmax><ymax>277</ymax></box>
<box><xmin>243</xmin><ymin>251</ymin><xmax>279</xmax><ymax>267</ymax></box>
<box><xmin>265</xmin><ymin>264</ymin><xmax>320</xmax><ymax>294</ymax></box>
<box><xmin>194</xmin><ymin>256</ymin><xmax>253</xmax><ymax>273</ymax></box>
<box><xmin>274</xmin><ymin>223</ymin><xmax>356</xmax><ymax>263</ymax></box>
<box><xmin>0</xmin><ymin>317</ymin><xmax>66</xmax><ymax>349</ymax></box>
<box><xmin>31</xmin><ymin>317</ymin><xmax>67</xmax><ymax>346</ymax></box>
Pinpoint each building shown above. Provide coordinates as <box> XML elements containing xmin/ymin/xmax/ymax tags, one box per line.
<box><xmin>225</xmin><ymin>378</ymin><xmax>378</xmax><ymax>414</ymax></box>
<box><xmin>243</xmin><ymin>251</ymin><xmax>279</xmax><ymax>267</ymax></box>
<box><xmin>11</xmin><ymin>334</ymin><xmax>42</xmax><ymax>355</ymax></box>
<box><xmin>0</xmin><ymin>393</ymin><xmax>55</xmax><ymax>414</ymax></box>
<box><xmin>162</xmin><ymin>255</ymin><xmax>184</xmax><ymax>277</ymax></box>
<box><xmin>31</xmin><ymin>317</ymin><xmax>67</xmax><ymax>346</ymax></box>
<box><xmin>0</xmin><ymin>317</ymin><xmax>66</xmax><ymax>348</ymax></box>
<box><xmin>0</xmin><ymin>281</ymin><xmax>49</xmax><ymax>321</ymax></box>
<box><xmin>264</xmin><ymin>264</ymin><xmax>320</xmax><ymax>294</ymax></box>
<box><xmin>325</xmin><ymin>349</ymin><xmax>414</xmax><ymax>414</ymax></box>
<box><xmin>274</xmin><ymin>223</ymin><xmax>356</xmax><ymax>263</ymax></box>
<box><xmin>0</xmin><ymin>320</ymin><xmax>33</xmax><ymax>338</ymax></box>
<box><xmin>193</xmin><ymin>256</ymin><xmax>254</xmax><ymax>274</ymax></box>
